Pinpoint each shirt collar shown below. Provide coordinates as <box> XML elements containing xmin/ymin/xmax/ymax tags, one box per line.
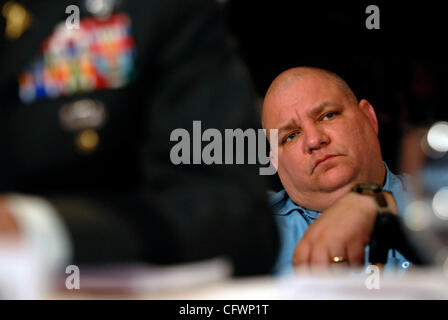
<box><xmin>271</xmin><ymin>190</ymin><xmax>320</xmax><ymax>218</ymax></box>
<box><xmin>383</xmin><ymin>162</ymin><xmax>393</xmax><ymax>192</ymax></box>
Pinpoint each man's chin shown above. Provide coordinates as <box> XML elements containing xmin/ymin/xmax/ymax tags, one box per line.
<box><xmin>314</xmin><ymin>167</ymin><xmax>356</xmax><ymax>193</ymax></box>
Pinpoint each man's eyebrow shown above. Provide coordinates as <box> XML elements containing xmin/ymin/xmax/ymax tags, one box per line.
<box><xmin>278</xmin><ymin>119</ymin><xmax>299</xmax><ymax>137</ymax></box>
<box><xmin>307</xmin><ymin>102</ymin><xmax>342</xmax><ymax>118</ymax></box>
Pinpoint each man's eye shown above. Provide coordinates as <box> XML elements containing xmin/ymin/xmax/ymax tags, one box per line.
<box><xmin>285</xmin><ymin>132</ymin><xmax>297</xmax><ymax>142</ymax></box>
<box><xmin>323</xmin><ymin>112</ymin><xmax>337</xmax><ymax>120</ymax></box>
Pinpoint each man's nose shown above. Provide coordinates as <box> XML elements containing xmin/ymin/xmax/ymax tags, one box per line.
<box><xmin>303</xmin><ymin>125</ymin><xmax>330</xmax><ymax>153</ymax></box>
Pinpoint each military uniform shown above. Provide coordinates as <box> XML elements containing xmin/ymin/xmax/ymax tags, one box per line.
<box><xmin>0</xmin><ymin>0</ymin><xmax>278</xmax><ymax>276</ymax></box>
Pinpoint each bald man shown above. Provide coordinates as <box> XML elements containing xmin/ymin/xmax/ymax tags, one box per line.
<box><xmin>262</xmin><ymin>67</ymin><xmax>412</xmax><ymax>275</ymax></box>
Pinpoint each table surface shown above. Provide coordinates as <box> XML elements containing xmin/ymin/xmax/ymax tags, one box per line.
<box><xmin>51</xmin><ymin>266</ymin><xmax>448</xmax><ymax>300</ymax></box>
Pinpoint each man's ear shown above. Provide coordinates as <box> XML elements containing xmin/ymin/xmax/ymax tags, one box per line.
<box><xmin>269</xmin><ymin>150</ymin><xmax>278</xmax><ymax>171</ymax></box>
<box><xmin>359</xmin><ymin>99</ymin><xmax>379</xmax><ymax>135</ymax></box>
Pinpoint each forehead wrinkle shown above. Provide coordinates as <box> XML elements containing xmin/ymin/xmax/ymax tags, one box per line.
<box><xmin>307</xmin><ymin>101</ymin><xmax>343</xmax><ymax>118</ymax></box>
<box><xmin>279</xmin><ymin>113</ymin><xmax>300</xmax><ymax>132</ymax></box>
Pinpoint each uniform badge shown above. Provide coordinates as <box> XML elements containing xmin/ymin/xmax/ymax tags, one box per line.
<box><xmin>76</xmin><ymin>129</ymin><xmax>100</xmax><ymax>154</ymax></box>
<box><xmin>18</xmin><ymin>11</ymin><xmax>136</xmax><ymax>104</ymax></box>
<box><xmin>59</xmin><ymin>99</ymin><xmax>106</xmax><ymax>131</ymax></box>
<box><xmin>58</xmin><ymin>98</ymin><xmax>106</xmax><ymax>154</ymax></box>
<box><xmin>2</xmin><ymin>1</ymin><xmax>32</xmax><ymax>40</ymax></box>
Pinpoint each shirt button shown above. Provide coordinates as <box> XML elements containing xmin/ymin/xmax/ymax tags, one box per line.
<box><xmin>402</xmin><ymin>261</ymin><xmax>410</xmax><ymax>269</ymax></box>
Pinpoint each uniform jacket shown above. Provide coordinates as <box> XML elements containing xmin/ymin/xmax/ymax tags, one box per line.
<box><xmin>0</xmin><ymin>0</ymin><xmax>278</xmax><ymax>276</ymax></box>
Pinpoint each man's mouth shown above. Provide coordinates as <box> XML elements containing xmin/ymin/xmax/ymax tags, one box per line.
<box><xmin>312</xmin><ymin>154</ymin><xmax>340</xmax><ymax>173</ymax></box>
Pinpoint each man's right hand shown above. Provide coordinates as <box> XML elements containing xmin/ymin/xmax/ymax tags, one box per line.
<box><xmin>292</xmin><ymin>191</ymin><xmax>398</xmax><ymax>269</ymax></box>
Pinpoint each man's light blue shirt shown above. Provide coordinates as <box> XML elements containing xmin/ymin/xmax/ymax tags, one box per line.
<box><xmin>270</xmin><ymin>164</ymin><xmax>412</xmax><ymax>276</ymax></box>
